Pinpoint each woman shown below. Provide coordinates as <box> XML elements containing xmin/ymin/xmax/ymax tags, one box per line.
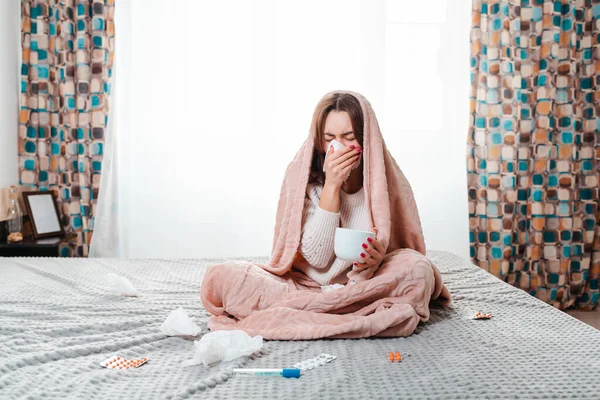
<box><xmin>201</xmin><ymin>90</ymin><xmax>450</xmax><ymax>340</ymax></box>
<box><xmin>295</xmin><ymin>92</ymin><xmax>385</xmax><ymax>286</ymax></box>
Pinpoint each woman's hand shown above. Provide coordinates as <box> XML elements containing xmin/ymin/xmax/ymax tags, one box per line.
<box><xmin>353</xmin><ymin>230</ymin><xmax>384</xmax><ymax>270</ymax></box>
<box><xmin>323</xmin><ymin>144</ymin><xmax>362</xmax><ymax>190</ymax></box>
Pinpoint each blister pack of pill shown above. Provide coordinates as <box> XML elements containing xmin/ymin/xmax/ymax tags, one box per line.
<box><xmin>473</xmin><ymin>311</ymin><xmax>493</xmax><ymax>320</ymax></box>
<box><xmin>100</xmin><ymin>355</ymin><xmax>149</xmax><ymax>370</ymax></box>
<box><xmin>292</xmin><ymin>354</ymin><xmax>336</xmax><ymax>371</ymax></box>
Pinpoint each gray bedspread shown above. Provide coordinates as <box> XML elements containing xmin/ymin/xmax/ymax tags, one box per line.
<box><xmin>1</xmin><ymin>251</ymin><xmax>599</xmax><ymax>400</ymax></box>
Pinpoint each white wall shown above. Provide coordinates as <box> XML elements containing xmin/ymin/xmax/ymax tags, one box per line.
<box><xmin>0</xmin><ymin>0</ymin><xmax>19</xmax><ymax>188</ymax></box>
<box><xmin>383</xmin><ymin>1</ymin><xmax>472</xmax><ymax>261</ymax></box>
<box><xmin>93</xmin><ymin>0</ymin><xmax>472</xmax><ymax>262</ymax></box>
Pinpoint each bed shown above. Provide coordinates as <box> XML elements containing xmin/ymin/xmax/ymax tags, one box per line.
<box><xmin>1</xmin><ymin>251</ymin><xmax>599</xmax><ymax>400</ymax></box>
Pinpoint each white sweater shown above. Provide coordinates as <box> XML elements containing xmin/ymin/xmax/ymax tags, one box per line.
<box><xmin>295</xmin><ymin>183</ymin><xmax>370</xmax><ymax>286</ymax></box>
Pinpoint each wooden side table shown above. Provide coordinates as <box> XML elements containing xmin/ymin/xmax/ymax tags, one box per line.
<box><xmin>0</xmin><ymin>236</ymin><xmax>68</xmax><ymax>257</ymax></box>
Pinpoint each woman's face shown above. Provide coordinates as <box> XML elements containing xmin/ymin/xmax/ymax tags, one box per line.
<box><xmin>322</xmin><ymin>111</ymin><xmax>361</xmax><ymax>151</ymax></box>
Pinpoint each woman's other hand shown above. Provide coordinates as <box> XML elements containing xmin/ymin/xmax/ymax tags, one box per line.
<box><xmin>353</xmin><ymin>229</ymin><xmax>384</xmax><ymax>270</ymax></box>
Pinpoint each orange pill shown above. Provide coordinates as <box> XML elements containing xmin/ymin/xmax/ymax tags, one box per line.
<box><xmin>395</xmin><ymin>352</ymin><xmax>402</xmax><ymax>362</ymax></box>
<box><xmin>389</xmin><ymin>352</ymin><xmax>394</xmax><ymax>361</ymax></box>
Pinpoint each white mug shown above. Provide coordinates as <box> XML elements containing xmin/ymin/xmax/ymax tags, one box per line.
<box><xmin>334</xmin><ymin>228</ymin><xmax>376</xmax><ymax>263</ymax></box>
<box><xmin>322</xmin><ymin>139</ymin><xmax>345</xmax><ymax>172</ymax></box>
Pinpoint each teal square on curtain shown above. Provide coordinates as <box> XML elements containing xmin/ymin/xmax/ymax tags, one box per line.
<box><xmin>491</xmin><ymin>247</ymin><xmax>502</xmax><ymax>259</ymax></box>
<box><xmin>93</xmin><ymin>17</ymin><xmax>104</xmax><ymax>30</ymax></box>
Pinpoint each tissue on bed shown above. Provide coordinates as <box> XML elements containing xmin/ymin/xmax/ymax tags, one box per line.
<box><xmin>182</xmin><ymin>330</ymin><xmax>263</xmax><ymax>367</ymax></box>
<box><xmin>106</xmin><ymin>273</ymin><xmax>138</xmax><ymax>297</ymax></box>
<box><xmin>160</xmin><ymin>307</ymin><xmax>200</xmax><ymax>337</ymax></box>
<box><xmin>321</xmin><ymin>283</ymin><xmax>345</xmax><ymax>292</ymax></box>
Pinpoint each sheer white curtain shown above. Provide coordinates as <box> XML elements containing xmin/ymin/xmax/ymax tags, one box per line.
<box><xmin>91</xmin><ymin>0</ymin><xmax>472</xmax><ymax>259</ymax></box>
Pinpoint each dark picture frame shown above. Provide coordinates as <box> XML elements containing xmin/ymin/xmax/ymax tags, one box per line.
<box><xmin>22</xmin><ymin>191</ymin><xmax>65</xmax><ymax>240</ymax></box>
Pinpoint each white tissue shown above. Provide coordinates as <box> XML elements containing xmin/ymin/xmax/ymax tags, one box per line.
<box><xmin>182</xmin><ymin>330</ymin><xmax>263</xmax><ymax>367</ymax></box>
<box><xmin>321</xmin><ymin>283</ymin><xmax>345</xmax><ymax>292</ymax></box>
<box><xmin>106</xmin><ymin>273</ymin><xmax>138</xmax><ymax>297</ymax></box>
<box><xmin>160</xmin><ymin>307</ymin><xmax>201</xmax><ymax>337</ymax></box>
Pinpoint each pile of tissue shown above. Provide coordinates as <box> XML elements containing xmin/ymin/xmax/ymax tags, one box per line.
<box><xmin>182</xmin><ymin>330</ymin><xmax>263</xmax><ymax>367</ymax></box>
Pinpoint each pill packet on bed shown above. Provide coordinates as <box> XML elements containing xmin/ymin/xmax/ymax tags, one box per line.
<box><xmin>457</xmin><ymin>309</ymin><xmax>493</xmax><ymax>320</ymax></box>
<box><xmin>460</xmin><ymin>310</ymin><xmax>493</xmax><ymax>320</ymax></box>
<box><xmin>472</xmin><ymin>311</ymin><xmax>493</xmax><ymax>320</ymax></box>
<box><xmin>293</xmin><ymin>354</ymin><xmax>336</xmax><ymax>371</ymax></box>
<box><xmin>101</xmin><ymin>355</ymin><xmax>148</xmax><ymax>369</ymax></box>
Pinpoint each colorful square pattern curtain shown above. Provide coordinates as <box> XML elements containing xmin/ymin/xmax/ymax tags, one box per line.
<box><xmin>468</xmin><ymin>0</ymin><xmax>600</xmax><ymax>309</ymax></box>
<box><xmin>19</xmin><ymin>0</ymin><xmax>114</xmax><ymax>257</ymax></box>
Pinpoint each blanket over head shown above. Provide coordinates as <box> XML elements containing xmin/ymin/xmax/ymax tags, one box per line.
<box><xmin>201</xmin><ymin>90</ymin><xmax>450</xmax><ymax>340</ymax></box>
<box><xmin>267</xmin><ymin>90</ymin><xmax>427</xmax><ymax>282</ymax></box>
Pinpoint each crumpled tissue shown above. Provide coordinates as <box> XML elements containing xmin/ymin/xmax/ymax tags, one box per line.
<box><xmin>106</xmin><ymin>273</ymin><xmax>138</xmax><ymax>296</ymax></box>
<box><xmin>160</xmin><ymin>307</ymin><xmax>201</xmax><ymax>337</ymax></box>
<box><xmin>182</xmin><ymin>330</ymin><xmax>263</xmax><ymax>367</ymax></box>
<box><xmin>321</xmin><ymin>283</ymin><xmax>345</xmax><ymax>292</ymax></box>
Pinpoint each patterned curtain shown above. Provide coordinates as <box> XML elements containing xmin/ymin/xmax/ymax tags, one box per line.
<box><xmin>468</xmin><ymin>0</ymin><xmax>600</xmax><ymax>309</ymax></box>
<box><xmin>19</xmin><ymin>0</ymin><xmax>114</xmax><ymax>257</ymax></box>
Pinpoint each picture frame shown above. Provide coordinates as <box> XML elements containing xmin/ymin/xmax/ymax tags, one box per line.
<box><xmin>22</xmin><ymin>191</ymin><xmax>65</xmax><ymax>240</ymax></box>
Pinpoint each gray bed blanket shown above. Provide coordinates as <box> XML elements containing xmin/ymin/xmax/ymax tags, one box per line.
<box><xmin>1</xmin><ymin>251</ymin><xmax>599</xmax><ymax>399</ymax></box>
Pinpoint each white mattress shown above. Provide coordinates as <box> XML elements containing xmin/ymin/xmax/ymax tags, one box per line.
<box><xmin>1</xmin><ymin>251</ymin><xmax>599</xmax><ymax>399</ymax></box>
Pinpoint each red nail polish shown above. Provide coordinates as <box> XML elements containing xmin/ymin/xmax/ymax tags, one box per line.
<box><xmin>367</xmin><ymin>237</ymin><xmax>373</xmax><ymax>243</ymax></box>
<box><xmin>350</xmin><ymin>145</ymin><xmax>355</xmax><ymax>150</ymax></box>
<box><xmin>362</xmin><ymin>243</ymin><xmax>368</xmax><ymax>249</ymax></box>
<box><xmin>353</xmin><ymin>262</ymin><xmax>358</xmax><ymax>266</ymax></box>
<box><xmin>360</xmin><ymin>253</ymin><xmax>366</xmax><ymax>258</ymax></box>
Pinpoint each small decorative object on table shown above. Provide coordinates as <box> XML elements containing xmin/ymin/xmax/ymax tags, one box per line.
<box><xmin>5</xmin><ymin>186</ymin><xmax>23</xmax><ymax>243</ymax></box>
<box><xmin>7</xmin><ymin>232</ymin><xmax>23</xmax><ymax>243</ymax></box>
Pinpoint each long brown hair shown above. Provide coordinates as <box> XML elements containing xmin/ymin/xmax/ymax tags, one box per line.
<box><xmin>309</xmin><ymin>93</ymin><xmax>364</xmax><ymax>185</ymax></box>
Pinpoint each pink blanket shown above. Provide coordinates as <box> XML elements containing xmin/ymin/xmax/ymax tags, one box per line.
<box><xmin>201</xmin><ymin>90</ymin><xmax>450</xmax><ymax>340</ymax></box>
